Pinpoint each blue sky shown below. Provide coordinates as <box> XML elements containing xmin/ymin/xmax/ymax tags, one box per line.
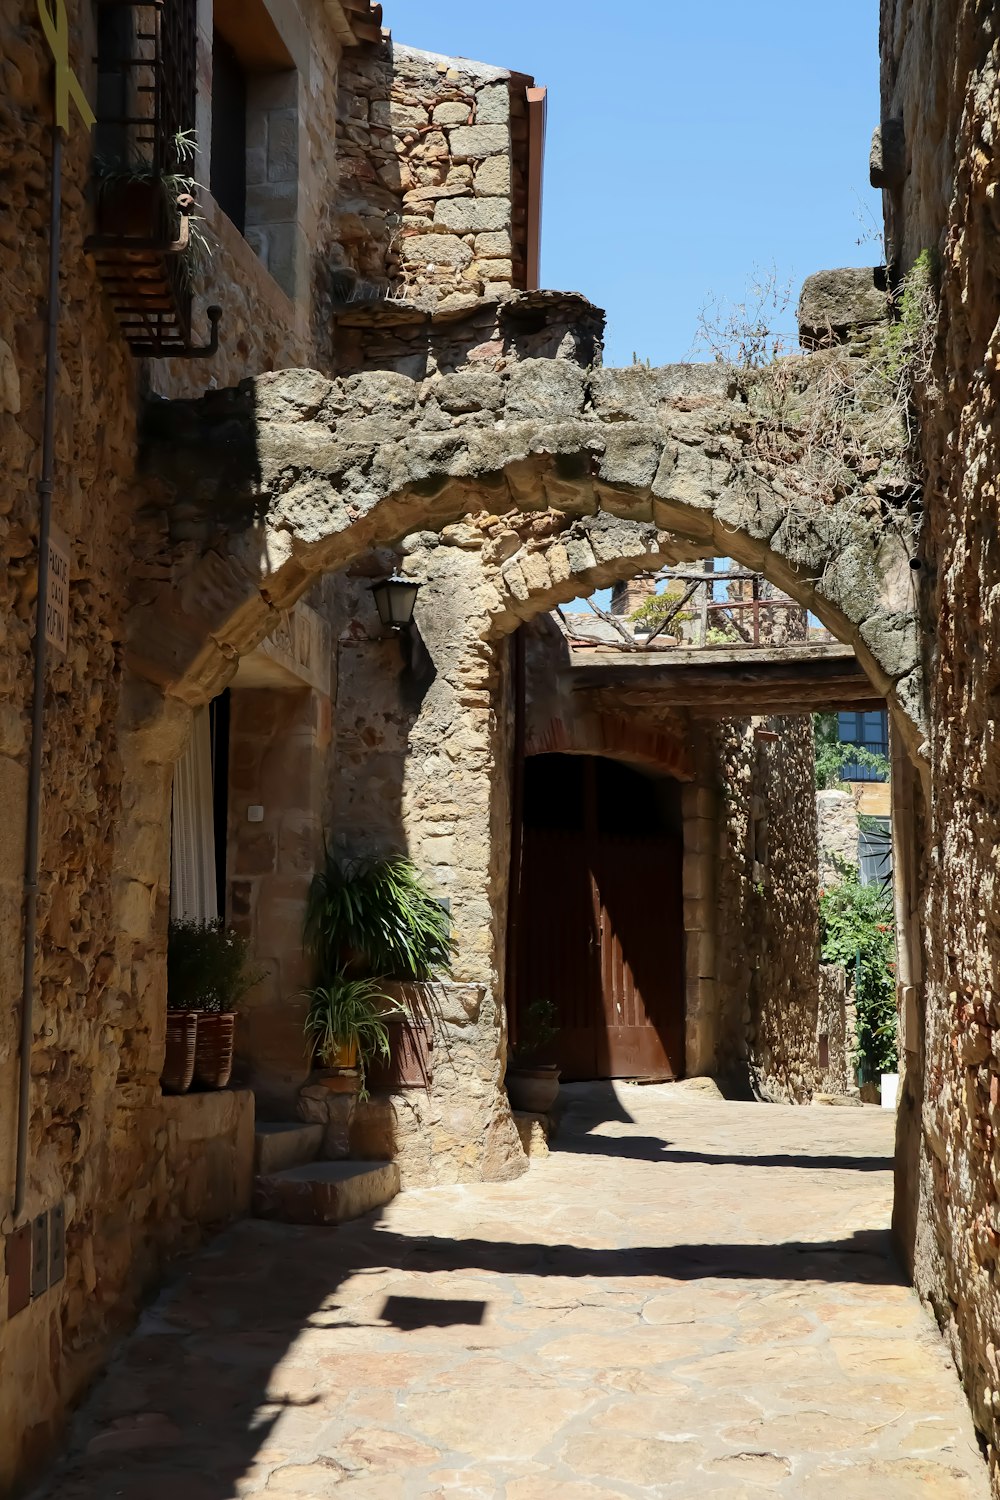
<box><xmin>393</xmin><ymin>0</ymin><xmax>883</xmax><ymax>366</ymax></box>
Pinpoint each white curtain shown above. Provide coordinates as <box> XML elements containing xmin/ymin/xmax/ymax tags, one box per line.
<box><xmin>170</xmin><ymin>706</ymin><xmax>219</xmax><ymax>924</ymax></box>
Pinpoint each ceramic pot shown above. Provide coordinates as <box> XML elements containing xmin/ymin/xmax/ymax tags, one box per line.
<box><xmin>507</xmin><ymin>1064</ymin><xmax>561</xmax><ymax>1114</ymax></box>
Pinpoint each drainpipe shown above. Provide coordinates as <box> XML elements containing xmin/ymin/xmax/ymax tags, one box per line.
<box><xmin>14</xmin><ymin>123</ymin><xmax>63</xmax><ymax>1222</ymax></box>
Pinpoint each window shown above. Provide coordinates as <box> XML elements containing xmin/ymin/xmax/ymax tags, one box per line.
<box><xmin>211</xmin><ymin>32</ymin><xmax>247</xmax><ymax>233</ymax></box>
<box><xmin>210</xmin><ymin>0</ymin><xmax>299</xmax><ymax>297</ymax></box>
<box><xmin>837</xmin><ymin>709</ymin><xmax>889</xmax><ymax>782</ymax></box>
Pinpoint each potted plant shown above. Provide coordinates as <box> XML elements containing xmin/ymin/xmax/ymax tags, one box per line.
<box><xmin>165</xmin><ymin>919</ymin><xmax>264</xmax><ymax>1092</ymax></box>
<box><xmin>303</xmin><ymin>850</ymin><xmax>455</xmax><ymax>1092</ymax></box>
<box><xmin>94</xmin><ymin>129</ymin><xmax>212</xmax><ymax>282</ymax></box>
<box><xmin>303</xmin><ymin>971</ymin><xmax>403</xmax><ymax>1098</ymax></box>
<box><xmin>507</xmin><ymin>997</ymin><xmax>561</xmax><ymax>1114</ymax></box>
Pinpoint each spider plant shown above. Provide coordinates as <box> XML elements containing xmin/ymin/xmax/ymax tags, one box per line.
<box><xmin>304</xmin><ymin>852</ymin><xmax>455</xmax><ymax>983</ymax></box>
<box><xmin>93</xmin><ymin>128</ymin><xmax>213</xmax><ymax>282</ymax></box>
<box><xmin>304</xmin><ymin>971</ymin><xmax>403</xmax><ymax>1098</ymax></box>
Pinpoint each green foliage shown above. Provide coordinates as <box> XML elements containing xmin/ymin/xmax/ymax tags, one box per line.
<box><xmin>820</xmin><ymin>866</ymin><xmax>898</xmax><ymax>1076</ymax></box>
<box><xmin>813</xmin><ymin>713</ymin><xmax>889</xmax><ymax>790</ymax></box>
<box><xmin>512</xmin><ymin>996</ymin><xmax>559</xmax><ymax>1065</ymax></box>
<box><xmin>304</xmin><ymin>851</ymin><xmax>455</xmax><ymax>983</ymax></box>
<box><xmin>628</xmin><ymin>587</ymin><xmax>693</xmax><ymax>632</ymax></box>
<box><xmin>303</xmin><ymin>972</ymin><xmax>403</xmax><ymax>1098</ymax></box>
<box><xmin>879</xmin><ymin>249</ymin><xmax>938</xmax><ymax>387</ymax></box>
<box><xmin>94</xmin><ymin>128</ymin><xmax>213</xmax><ymax>282</ymax></box>
<box><xmin>167</xmin><ymin>919</ymin><xmax>265</xmax><ymax>1013</ymax></box>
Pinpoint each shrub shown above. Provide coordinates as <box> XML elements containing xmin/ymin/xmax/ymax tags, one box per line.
<box><xmin>820</xmin><ymin>866</ymin><xmax>898</xmax><ymax>1076</ymax></box>
<box><xmin>167</xmin><ymin>919</ymin><xmax>264</xmax><ymax>1013</ymax></box>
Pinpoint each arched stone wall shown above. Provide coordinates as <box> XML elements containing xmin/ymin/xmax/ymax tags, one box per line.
<box><xmin>116</xmin><ymin>351</ymin><xmax>922</xmax><ymax>1186</ymax></box>
<box><xmin>134</xmin><ymin>356</ymin><xmax>923</xmax><ymax>755</ymax></box>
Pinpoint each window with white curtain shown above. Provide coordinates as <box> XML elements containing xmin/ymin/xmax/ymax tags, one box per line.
<box><xmin>170</xmin><ymin>706</ymin><xmax>219</xmax><ymax>924</ymax></box>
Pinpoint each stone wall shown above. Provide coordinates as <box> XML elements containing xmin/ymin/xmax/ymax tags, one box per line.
<box><xmin>332</xmin><ymin>41</ymin><xmax>522</xmax><ymax>311</ymax></box>
<box><xmin>881</xmin><ymin>0</ymin><xmax>1000</xmax><ymax>1482</ymax></box>
<box><xmin>0</xmin><ymin>0</ymin><xmax>355</xmax><ymax>1486</ymax></box>
<box><xmin>817</xmin><ymin>788</ymin><xmax>860</xmax><ymax>887</ymax></box>
<box><xmin>817</xmin><ymin>963</ymin><xmax>858</xmax><ymax>1098</ymax></box>
<box><xmin>711</xmin><ymin>718</ymin><xmax>823</xmax><ymax>1102</ymax></box>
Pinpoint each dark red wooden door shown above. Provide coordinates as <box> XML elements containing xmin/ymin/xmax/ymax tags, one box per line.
<box><xmin>518</xmin><ymin>823</ymin><xmax>685</xmax><ymax>1082</ymax></box>
<box><xmin>520</xmin><ymin>827</ymin><xmax>600</xmax><ymax>1079</ymax></box>
<box><xmin>590</xmin><ymin>831</ymin><xmax>685</xmax><ymax>1079</ymax></box>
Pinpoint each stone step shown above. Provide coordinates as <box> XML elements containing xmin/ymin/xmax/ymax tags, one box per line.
<box><xmin>252</xmin><ymin>1160</ymin><xmax>400</xmax><ymax>1226</ymax></box>
<box><xmin>253</xmin><ymin>1121</ymin><xmax>324</xmax><ymax>1175</ymax></box>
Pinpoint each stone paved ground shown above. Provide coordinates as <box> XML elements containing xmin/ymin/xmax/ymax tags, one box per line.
<box><xmin>34</xmin><ymin>1084</ymin><xmax>990</xmax><ymax>1498</ymax></box>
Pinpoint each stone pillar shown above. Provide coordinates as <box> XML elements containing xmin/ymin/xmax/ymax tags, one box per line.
<box><xmin>327</xmin><ymin>540</ymin><xmax>526</xmax><ymax>1185</ymax></box>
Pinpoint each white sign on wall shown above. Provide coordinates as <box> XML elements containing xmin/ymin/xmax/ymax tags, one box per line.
<box><xmin>44</xmin><ymin>524</ymin><xmax>70</xmax><ymax>655</ymax></box>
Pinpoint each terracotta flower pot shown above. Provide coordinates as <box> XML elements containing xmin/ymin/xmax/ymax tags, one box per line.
<box><xmin>162</xmin><ymin>1011</ymin><xmax>198</xmax><ymax>1094</ymax></box>
<box><xmin>507</xmin><ymin>1064</ymin><xmax>561</xmax><ymax>1114</ymax></box>
<box><xmin>193</xmin><ymin>1012</ymin><xmax>236</xmax><ymax>1089</ymax></box>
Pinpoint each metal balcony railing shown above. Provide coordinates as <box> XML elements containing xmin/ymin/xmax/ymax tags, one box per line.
<box><xmin>88</xmin><ymin>1</ymin><xmax>219</xmax><ymax>357</ymax></box>
<box><xmin>569</xmin><ymin>568</ymin><xmax>822</xmax><ymax>653</ymax></box>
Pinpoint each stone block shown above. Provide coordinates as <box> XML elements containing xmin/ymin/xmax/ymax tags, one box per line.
<box><xmin>246</xmin><ymin>179</ymin><xmax>298</xmax><ymax>226</ymax></box>
<box><xmin>475</xmin><ymin>230</ymin><xmax>512</xmax><ymax>257</ymax></box>
<box><xmin>870</xmin><ymin>118</ymin><xmax>906</xmax><ymax>190</ymax></box>
<box><xmin>266</xmin><ymin>110</ymin><xmax>298</xmax><ymax>182</ymax></box>
<box><xmin>434</xmin><ymin>197</ymin><xmax>510</xmax><ymax>234</ymax></box>
<box><xmin>372</xmin><ymin>100</ymin><xmax>426</xmax><ymax>130</ymax></box>
<box><xmin>254</xmin><ymin>1121</ymin><xmax>323</xmax><ymax>1174</ymax></box>
<box><xmin>252</xmin><ymin>1160</ymin><xmax>400</xmax><ymax>1225</ymax></box>
<box><xmin>474</xmin><ymin>155</ymin><xmax>511</xmax><ymax>196</ymax></box>
<box><xmin>403</xmin><ymin>233</ymin><xmax>473</xmax><ymax>270</ymax></box>
<box><xmin>433</xmin><ymin>101</ymin><xmax>470</xmax><ymax>126</ymax></box>
<box><xmin>474</xmin><ymin>257</ymin><xmax>513</xmax><ymax>283</ymax></box>
<box><xmin>475</xmin><ymin>84</ymin><xmax>510</xmax><ymax>125</ymax></box>
<box><xmin>513</xmin><ymin>1111</ymin><xmax>550</xmax><ymax>1158</ymax></box>
<box><xmin>797</xmin><ymin>267</ymin><xmax>889</xmax><ymax>346</ymax></box>
<box><xmin>447</xmin><ymin>124</ymin><xmax>509</xmax><ymax>158</ymax></box>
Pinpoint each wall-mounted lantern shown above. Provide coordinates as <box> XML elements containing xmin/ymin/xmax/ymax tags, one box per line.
<box><xmin>371</xmin><ymin>574</ymin><xmax>421</xmax><ymax>632</ymax></box>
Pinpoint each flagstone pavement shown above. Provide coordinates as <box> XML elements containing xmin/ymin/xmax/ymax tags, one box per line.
<box><xmin>33</xmin><ymin>1082</ymin><xmax>990</xmax><ymax>1498</ymax></box>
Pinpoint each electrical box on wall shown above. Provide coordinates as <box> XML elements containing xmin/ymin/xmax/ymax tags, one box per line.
<box><xmin>3</xmin><ymin>1200</ymin><xmax>65</xmax><ymax>1322</ymax></box>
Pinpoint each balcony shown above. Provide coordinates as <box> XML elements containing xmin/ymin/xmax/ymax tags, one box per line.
<box><xmin>88</xmin><ymin>0</ymin><xmax>220</xmax><ymax>358</ymax></box>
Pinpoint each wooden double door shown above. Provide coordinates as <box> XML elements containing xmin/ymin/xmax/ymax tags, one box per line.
<box><xmin>515</xmin><ymin>755</ymin><xmax>685</xmax><ymax>1082</ymax></box>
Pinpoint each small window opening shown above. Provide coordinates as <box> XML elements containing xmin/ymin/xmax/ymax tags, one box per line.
<box><xmin>211</xmin><ymin>0</ymin><xmax>298</xmax><ymax>295</ymax></box>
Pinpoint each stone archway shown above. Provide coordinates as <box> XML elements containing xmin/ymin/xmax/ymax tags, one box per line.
<box><xmin>120</xmin><ymin>345</ymin><xmax>924</xmax><ymax>1186</ymax></box>
<box><xmin>134</xmin><ymin>354</ymin><xmax>923</xmax><ymax>757</ymax></box>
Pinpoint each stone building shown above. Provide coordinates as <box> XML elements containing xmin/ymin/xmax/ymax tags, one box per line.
<box><xmin>6</xmin><ymin>0</ymin><xmax>1000</xmax><ymax>1492</ymax></box>
<box><xmin>0</xmin><ymin>0</ymin><xmax>552</xmax><ymax>1483</ymax></box>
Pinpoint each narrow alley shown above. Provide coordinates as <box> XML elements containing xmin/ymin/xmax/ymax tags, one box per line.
<box><xmin>34</xmin><ymin>1086</ymin><xmax>988</xmax><ymax>1499</ymax></box>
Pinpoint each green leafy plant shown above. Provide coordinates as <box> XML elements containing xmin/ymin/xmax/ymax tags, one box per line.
<box><xmin>820</xmin><ymin>865</ymin><xmax>898</xmax><ymax>1076</ymax></box>
<box><xmin>511</xmin><ymin>996</ymin><xmax>559</xmax><ymax>1066</ymax></box>
<box><xmin>814</xmin><ymin>714</ymin><xmax>890</xmax><ymax>790</ymax></box>
<box><xmin>629</xmin><ymin>587</ymin><xmax>694</xmax><ymax>634</ymax></box>
<box><xmin>94</xmin><ymin>128</ymin><xmax>213</xmax><ymax>282</ymax></box>
<box><xmin>304</xmin><ymin>852</ymin><xmax>455</xmax><ymax>983</ymax></box>
<box><xmin>303</xmin><ymin>971</ymin><xmax>403</xmax><ymax>1098</ymax></box>
<box><xmin>167</xmin><ymin>919</ymin><xmax>265</xmax><ymax>1013</ymax></box>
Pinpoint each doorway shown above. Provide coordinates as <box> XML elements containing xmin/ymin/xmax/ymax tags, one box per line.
<box><xmin>515</xmin><ymin>754</ymin><xmax>686</xmax><ymax>1081</ymax></box>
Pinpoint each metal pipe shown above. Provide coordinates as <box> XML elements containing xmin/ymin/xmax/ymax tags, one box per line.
<box><xmin>14</xmin><ymin>124</ymin><xmax>63</xmax><ymax>1223</ymax></box>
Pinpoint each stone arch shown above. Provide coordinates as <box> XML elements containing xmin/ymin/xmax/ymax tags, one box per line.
<box><xmin>525</xmin><ymin>708</ymin><xmax>694</xmax><ymax>781</ymax></box>
<box><xmin>135</xmin><ymin>357</ymin><xmax>923</xmax><ymax>756</ymax></box>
